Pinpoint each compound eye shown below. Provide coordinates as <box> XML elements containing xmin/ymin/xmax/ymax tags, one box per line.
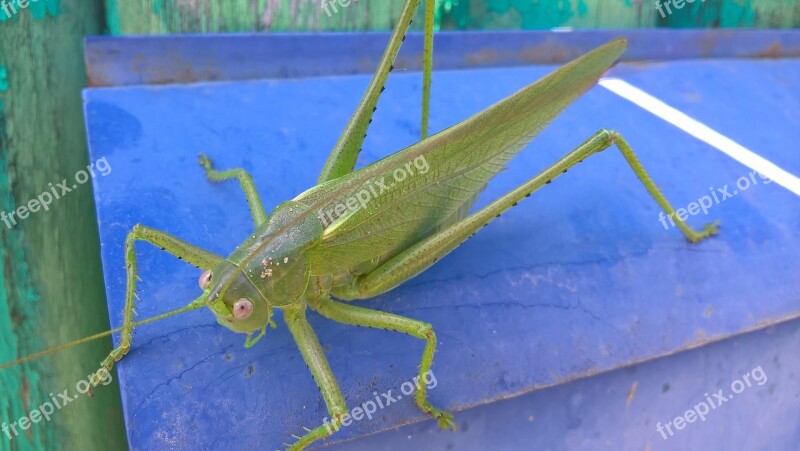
<box><xmin>233</xmin><ymin>298</ymin><xmax>254</xmax><ymax>320</ymax></box>
<box><xmin>198</xmin><ymin>270</ymin><xmax>213</xmax><ymax>290</ymax></box>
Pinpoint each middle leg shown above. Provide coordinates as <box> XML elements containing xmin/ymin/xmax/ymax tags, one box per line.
<box><xmin>282</xmin><ymin>305</ymin><xmax>349</xmax><ymax>450</ymax></box>
<box><xmin>308</xmin><ymin>296</ymin><xmax>456</xmax><ymax>430</ymax></box>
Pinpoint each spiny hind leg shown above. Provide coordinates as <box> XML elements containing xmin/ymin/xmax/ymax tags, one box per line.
<box><xmin>317</xmin><ymin>0</ymin><xmax>437</xmax><ymax>182</ymax></box>
<box><xmin>344</xmin><ymin>129</ymin><xmax>718</xmax><ymax>300</ymax></box>
<box><xmin>309</xmin><ymin>297</ymin><xmax>456</xmax><ymax>431</ymax></box>
<box><xmin>606</xmin><ymin>130</ymin><xmax>718</xmax><ymax>242</ymax></box>
<box><xmin>89</xmin><ymin>225</ymin><xmax>223</xmax><ymax>388</ymax></box>
<box><xmin>199</xmin><ymin>153</ymin><xmax>268</xmax><ymax>226</ymax></box>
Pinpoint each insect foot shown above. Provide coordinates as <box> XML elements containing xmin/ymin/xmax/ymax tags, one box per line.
<box><xmin>88</xmin><ymin>370</ymin><xmax>105</xmax><ymax>387</ymax></box>
<box><xmin>86</xmin><ymin>344</ymin><xmax>129</xmax><ymax>395</ymax></box>
<box><xmin>422</xmin><ymin>402</ymin><xmax>457</xmax><ymax>431</ymax></box>
<box><xmin>197</xmin><ymin>153</ymin><xmax>213</xmax><ymax>170</ymax></box>
<box><xmin>689</xmin><ymin>220</ymin><xmax>721</xmax><ymax>244</ymax></box>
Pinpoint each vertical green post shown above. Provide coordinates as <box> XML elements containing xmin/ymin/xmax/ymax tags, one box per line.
<box><xmin>0</xmin><ymin>1</ymin><xmax>126</xmax><ymax>450</ymax></box>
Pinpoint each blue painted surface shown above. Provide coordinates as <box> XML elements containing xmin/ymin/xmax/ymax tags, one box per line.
<box><xmin>84</xmin><ymin>30</ymin><xmax>800</xmax><ymax>87</ymax></box>
<box><xmin>612</xmin><ymin>59</ymin><xmax>800</xmax><ymax>176</ymax></box>
<box><xmin>83</xmin><ymin>45</ymin><xmax>800</xmax><ymax>449</ymax></box>
<box><xmin>331</xmin><ymin>317</ymin><xmax>800</xmax><ymax>450</ymax></box>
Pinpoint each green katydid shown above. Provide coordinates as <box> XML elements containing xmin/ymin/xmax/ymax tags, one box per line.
<box><xmin>0</xmin><ymin>1</ymin><xmax>720</xmax><ymax>449</ymax></box>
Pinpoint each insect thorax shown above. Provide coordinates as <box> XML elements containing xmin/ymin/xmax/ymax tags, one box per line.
<box><xmin>230</xmin><ymin>201</ymin><xmax>324</xmax><ymax>307</ymax></box>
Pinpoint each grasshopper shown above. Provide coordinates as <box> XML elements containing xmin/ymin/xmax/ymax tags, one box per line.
<box><xmin>1</xmin><ymin>1</ymin><xmax>719</xmax><ymax>449</ymax></box>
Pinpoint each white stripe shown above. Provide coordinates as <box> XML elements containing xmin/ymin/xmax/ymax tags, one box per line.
<box><xmin>598</xmin><ymin>77</ymin><xmax>800</xmax><ymax>197</ymax></box>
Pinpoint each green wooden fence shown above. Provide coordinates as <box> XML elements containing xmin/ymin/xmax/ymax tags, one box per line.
<box><xmin>1</xmin><ymin>1</ymin><xmax>797</xmax><ymax>450</ymax></box>
<box><xmin>104</xmin><ymin>0</ymin><xmax>800</xmax><ymax>34</ymax></box>
<box><xmin>0</xmin><ymin>2</ymin><xmax>127</xmax><ymax>450</ymax></box>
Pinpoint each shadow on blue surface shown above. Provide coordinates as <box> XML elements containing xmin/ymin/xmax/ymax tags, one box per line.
<box><xmin>327</xmin><ymin>317</ymin><xmax>800</xmax><ymax>450</ymax></box>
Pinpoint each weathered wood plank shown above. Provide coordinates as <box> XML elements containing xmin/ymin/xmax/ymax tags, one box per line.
<box><xmin>106</xmin><ymin>0</ymin><xmax>800</xmax><ymax>35</ymax></box>
<box><xmin>440</xmin><ymin>0</ymin><xmax>657</xmax><ymax>29</ymax></box>
<box><xmin>439</xmin><ymin>0</ymin><xmax>799</xmax><ymax>30</ymax></box>
<box><xmin>658</xmin><ymin>0</ymin><xmax>800</xmax><ymax>28</ymax></box>
<box><xmin>0</xmin><ymin>1</ymin><xmax>126</xmax><ymax>450</ymax></box>
<box><xmin>106</xmin><ymin>0</ymin><xmax>424</xmax><ymax>33</ymax></box>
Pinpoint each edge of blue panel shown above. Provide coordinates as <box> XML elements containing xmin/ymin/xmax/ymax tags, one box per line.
<box><xmin>84</xmin><ymin>29</ymin><xmax>800</xmax><ymax>88</ymax></box>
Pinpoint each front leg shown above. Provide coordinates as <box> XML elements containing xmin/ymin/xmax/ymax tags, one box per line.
<box><xmin>283</xmin><ymin>305</ymin><xmax>348</xmax><ymax>450</ymax></box>
<box><xmin>308</xmin><ymin>296</ymin><xmax>456</xmax><ymax>431</ymax></box>
<box><xmin>89</xmin><ymin>224</ymin><xmax>223</xmax><ymax>387</ymax></box>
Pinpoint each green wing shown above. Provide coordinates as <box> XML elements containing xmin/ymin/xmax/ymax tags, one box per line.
<box><xmin>295</xmin><ymin>38</ymin><xmax>627</xmax><ymax>276</ymax></box>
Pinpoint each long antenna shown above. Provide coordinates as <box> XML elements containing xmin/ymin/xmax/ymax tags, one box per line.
<box><xmin>0</xmin><ymin>296</ymin><xmax>207</xmax><ymax>371</ymax></box>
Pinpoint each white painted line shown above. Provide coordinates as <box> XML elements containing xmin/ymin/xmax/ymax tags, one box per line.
<box><xmin>599</xmin><ymin>77</ymin><xmax>800</xmax><ymax>197</ymax></box>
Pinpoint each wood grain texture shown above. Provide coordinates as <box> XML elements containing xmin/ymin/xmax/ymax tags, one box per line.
<box><xmin>0</xmin><ymin>1</ymin><xmax>126</xmax><ymax>450</ymax></box>
<box><xmin>658</xmin><ymin>0</ymin><xmax>800</xmax><ymax>28</ymax></box>
<box><xmin>106</xmin><ymin>0</ymin><xmax>431</xmax><ymax>34</ymax></box>
<box><xmin>439</xmin><ymin>0</ymin><xmax>799</xmax><ymax>30</ymax></box>
<box><xmin>106</xmin><ymin>0</ymin><xmax>800</xmax><ymax>34</ymax></box>
<box><xmin>440</xmin><ymin>0</ymin><xmax>656</xmax><ymax>29</ymax></box>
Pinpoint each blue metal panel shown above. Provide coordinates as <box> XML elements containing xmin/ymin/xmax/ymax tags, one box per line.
<box><xmin>83</xmin><ymin>34</ymin><xmax>800</xmax><ymax>450</ymax></box>
<box><xmin>330</xmin><ymin>317</ymin><xmax>800</xmax><ymax>450</ymax></box>
<box><xmin>84</xmin><ymin>30</ymin><xmax>800</xmax><ymax>87</ymax></box>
